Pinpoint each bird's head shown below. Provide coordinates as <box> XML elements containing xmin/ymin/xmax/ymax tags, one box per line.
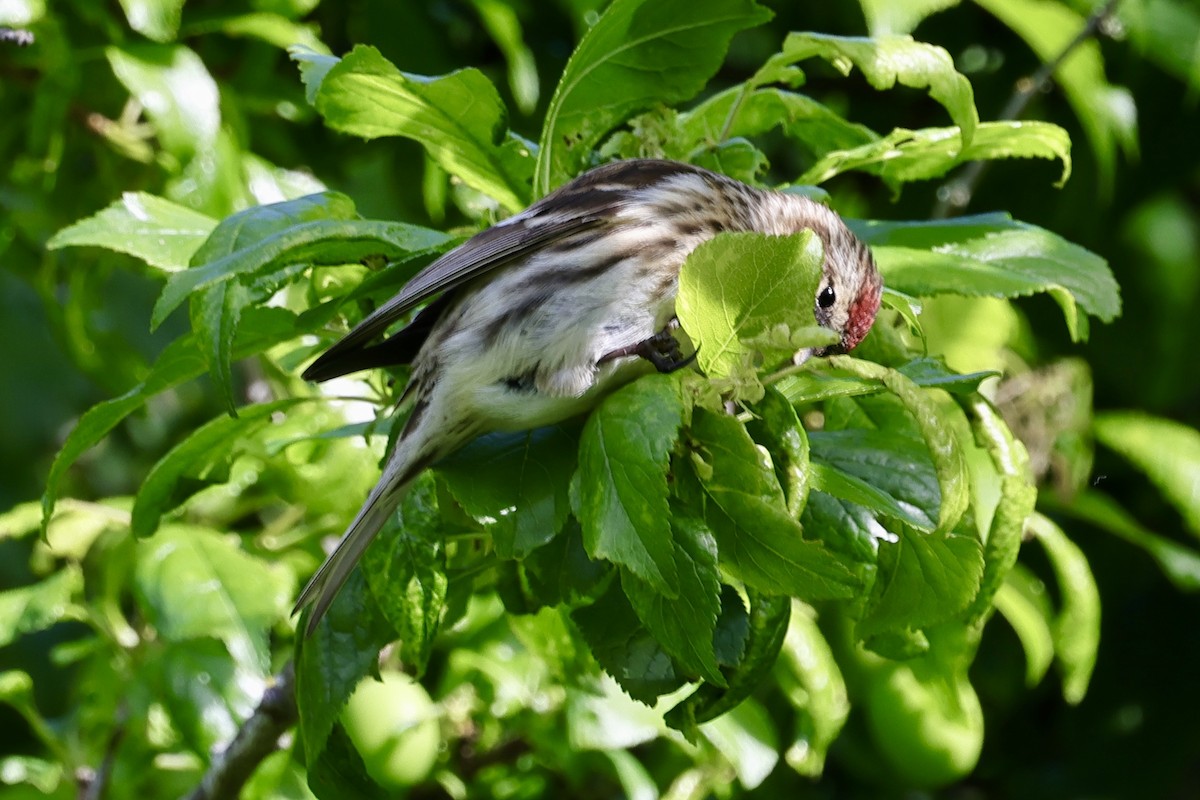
<box><xmin>813</xmin><ymin>219</ymin><xmax>882</xmax><ymax>355</ymax></box>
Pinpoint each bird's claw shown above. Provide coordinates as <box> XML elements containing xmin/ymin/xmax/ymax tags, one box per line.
<box><xmin>600</xmin><ymin>323</ymin><xmax>696</xmax><ymax>374</ymax></box>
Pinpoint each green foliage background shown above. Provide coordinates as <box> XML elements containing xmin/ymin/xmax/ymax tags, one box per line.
<box><xmin>2</xmin><ymin>0</ymin><xmax>1200</xmax><ymax>798</ymax></box>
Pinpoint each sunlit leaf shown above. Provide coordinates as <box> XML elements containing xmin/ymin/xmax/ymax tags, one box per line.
<box><xmin>1094</xmin><ymin>411</ymin><xmax>1200</xmax><ymax>539</ymax></box>
<box><xmin>47</xmin><ymin>192</ymin><xmax>217</xmax><ymax>271</ymax></box>
<box><xmin>535</xmin><ymin>0</ymin><xmax>770</xmax><ymax>194</ymax></box>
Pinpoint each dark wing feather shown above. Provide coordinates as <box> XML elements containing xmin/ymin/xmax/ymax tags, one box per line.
<box><xmin>303</xmin><ymin>212</ymin><xmax>609</xmax><ymax>382</ymax></box>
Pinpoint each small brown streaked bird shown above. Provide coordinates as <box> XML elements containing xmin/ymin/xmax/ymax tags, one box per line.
<box><xmin>295</xmin><ymin>158</ymin><xmax>882</xmax><ymax>632</ymax></box>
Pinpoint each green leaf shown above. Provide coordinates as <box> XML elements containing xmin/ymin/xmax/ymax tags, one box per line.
<box><xmin>299</xmin><ymin>45</ymin><xmax>532</xmax><ymax>211</ymax></box>
<box><xmin>994</xmin><ymin>565</ymin><xmax>1055</xmax><ymax>687</ymax></box>
<box><xmin>677</xmin><ymin>230</ymin><xmax>824</xmax><ymax>379</ymax></box>
<box><xmin>801</xmin><ymin>120</ymin><xmax>1071</xmax><ymax>188</ymax></box>
<box><xmin>809</xmin><ymin>428</ymin><xmax>942</xmax><ymax>532</ymax></box>
<box><xmin>135</xmin><ymin>525</ymin><xmax>293</xmax><ymax>670</ymax></box>
<box><xmin>665</xmin><ymin>590</ymin><xmax>790</xmax><ymax>737</ymax></box>
<box><xmin>689</xmin><ymin>409</ymin><xmax>859</xmax><ymax>599</ymax></box>
<box><xmin>700</xmin><ymin>697</ymin><xmax>779</xmax><ymax>789</ymax></box>
<box><xmin>827</xmin><ymin>357</ymin><xmax>970</xmax><ymax>535</ymax></box>
<box><xmin>961</xmin><ymin>394</ymin><xmax>1036</xmax><ymax>625</ymax></box>
<box><xmin>130</xmin><ymin>399</ymin><xmax>304</xmax><ymax>538</ymax></box>
<box><xmin>974</xmin><ymin>0</ymin><xmax>1136</xmax><ymax>185</ymax></box>
<box><xmin>622</xmin><ymin>516</ymin><xmax>724</xmax><ymax>685</ymax></box>
<box><xmin>47</xmin><ymin>192</ymin><xmax>217</xmax><ymax>271</ymax></box>
<box><xmin>678</xmin><ymin>86</ymin><xmax>878</xmax><ymax>162</ymax></box>
<box><xmin>576</xmin><ymin>375</ymin><xmax>687</xmax><ymax>596</ymax></box>
<box><xmin>41</xmin><ymin>307</ymin><xmax>297</xmax><ymax>532</ymax></box>
<box><xmin>155</xmin><ymin>212</ymin><xmax>449</xmax><ymax>328</ymax></box>
<box><xmin>851</xmin><ymin>213</ymin><xmax>1120</xmax><ymax>339</ymax></box>
<box><xmin>296</xmin><ymin>569</ymin><xmax>396</xmax><ymax>767</ymax></box>
<box><xmin>571</xmin><ymin>582</ymin><xmax>685</xmax><ymax>704</ymax></box>
<box><xmin>471</xmin><ymin>0</ymin><xmax>540</xmax><ymax>114</ymax></box>
<box><xmin>118</xmin><ymin>0</ymin><xmax>185</xmax><ymax>42</ymax></box>
<box><xmin>182</xmin><ymin>12</ymin><xmax>329</xmax><ymax>53</ymax></box>
<box><xmin>290</xmin><ymin>44</ymin><xmax>340</xmax><ymax>104</ymax></box>
<box><xmin>306</xmin><ymin>722</ymin><xmax>390</xmax><ymax>800</ymax></box>
<box><xmin>360</xmin><ymin>474</ymin><xmax>447</xmax><ymax>677</ymax></box>
<box><xmin>859</xmin><ymin>529</ymin><xmax>984</xmax><ymax>638</ymax></box>
<box><xmin>760</xmin><ymin>32</ymin><xmax>978</xmax><ymax>147</ymax></box>
<box><xmin>0</xmin><ymin>567</ymin><xmax>84</xmax><ymax>649</ymax></box>
<box><xmin>149</xmin><ymin>638</ymin><xmax>260</xmax><ymax>754</ymax></box>
<box><xmin>522</xmin><ymin>521</ymin><xmax>614</xmax><ymax>610</ymax></box>
<box><xmin>745</xmin><ymin>387</ymin><xmax>811</xmax><ymax>519</ymax></box>
<box><xmin>1029</xmin><ymin>513</ymin><xmax>1100</xmax><ymax>704</ymax></box>
<box><xmin>776</xmin><ymin>603</ymin><xmax>848</xmax><ymax>777</ymax></box>
<box><xmin>1050</xmin><ymin>491</ymin><xmax>1200</xmax><ymax>593</ymax></box>
<box><xmin>859</xmin><ymin>0</ymin><xmax>960</xmax><ymax>35</ymax></box>
<box><xmin>534</xmin><ymin>0</ymin><xmax>771</xmax><ymax>195</ymax></box>
<box><xmin>106</xmin><ymin>44</ymin><xmax>220</xmax><ymax>160</ymax></box>
<box><xmin>437</xmin><ymin>425</ymin><xmax>578</xmax><ymax>558</ymax></box>
<box><xmin>1093</xmin><ymin>411</ymin><xmax>1200</xmax><ymax>539</ymax></box>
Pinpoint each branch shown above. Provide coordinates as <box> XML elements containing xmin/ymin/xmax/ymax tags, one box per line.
<box><xmin>931</xmin><ymin>0</ymin><xmax>1122</xmax><ymax>218</ymax></box>
<box><xmin>184</xmin><ymin>662</ymin><xmax>298</xmax><ymax>800</ymax></box>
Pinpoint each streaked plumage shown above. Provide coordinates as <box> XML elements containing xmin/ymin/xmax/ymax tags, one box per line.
<box><xmin>295</xmin><ymin>159</ymin><xmax>882</xmax><ymax>632</ymax></box>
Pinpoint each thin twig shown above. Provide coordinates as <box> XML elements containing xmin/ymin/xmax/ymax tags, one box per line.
<box><xmin>183</xmin><ymin>662</ymin><xmax>298</xmax><ymax>800</ymax></box>
<box><xmin>931</xmin><ymin>0</ymin><xmax>1122</xmax><ymax>218</ymax></box>
<box><xmin>79</xmin><ymin>706</ymin><xmax>126</xmax><ymax>800</ymax></box>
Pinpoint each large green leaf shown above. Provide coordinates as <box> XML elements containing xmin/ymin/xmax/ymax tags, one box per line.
<box><xmin>678</xmin><ymin>86</ymin><xmax>878</xmax><ymax>163</ymax></box>
<box><xmin>295</xmin><ymin>45</ymin><xmax>532</xmax><ymax>211</ymax></box>
<box><xmin>154</xmin><ymin>191</ymin><xmax>449</xmax><ymax>327</ymax></box>
<box><xmin>1029</xmin><ymin>513</ymin><xmax>1100</xmax><ymax>704</ymax></box>
<box><xmin>677</xmin><ymin>230</ymin><xmax>829</xmax><ymax>380</ymax></box>
<box><xmin>295</xmin><ymin>570</ymin><xmax>396</xmax><ymax>770</ymax></box>
<box><xmin>622</xmin><ymin>516</ymin><xmax>724</xmax><ymax>685</ymax></box>
<box><xmin>130</xmin><ymin>399</ymin><xmax>304</xmax><ymax>538</ymax></box>
<box><xmin>858</xmin><ymin>530</ymin><xmax>984</xmax><ymax>638</ymax></box>
<box><xmin>360</xmin><ymin>474</ymin><xmax>448</xmax><ymax>677</ymax></box>
<box><xmin>852</xmin><ymin>213</ymin><xmax>1120</xmax><ymax>341</ymax></box>
<box><xmin>46</xmin><ymin>192</ymin><xmax>217</xmax><ymax>271</ymax></box>
<box><xmin>148</xmin><ymin>638</ymin><xmax>260</xmax><ymax>754</ymax></box>
<box><xmin>757</xmin><ymin>32</ymin><xmax>978</xmax><ymax>147</ymax></box>
<box><xmin>689</xmin><ymin>409</ymin><xmax>859</xmax><ymax>599</ymax></box>
<box><xmin>534</xmin><ymin>0</ymin><xmax>771</xmax><ymax>195</ymax></box>
<box><xmin>572</xmin><ymin>581</ymin><xmax>686</xmax><ymax>704</ymax></box>
<box><xmin>575</xmin><ymin>375</ymin><xmax>687</xmax><ymax>595</ymax></box>
<box><xmin>135</xmin><ymin>525</ymin><xmax>294</xmax><ymax>670</ymax></box>
<box><xmin>1050</xmin><ymin>491</ymin><xmax>1200</xmax><ymax>593</ymax></box>
<box><xmin>1094</xmin><ymin>411</ymin><xmax>1200</xmax><ymax>539</ymax></box>
<box><xmin>800</xmin><ymin>120</ymin><xmax>1071</xmax><ymax>188</ymax></box>
<box><xmin>437</xmin><ymin>425</ymin><xmax>578</xmax><ymax>559</ymax></box>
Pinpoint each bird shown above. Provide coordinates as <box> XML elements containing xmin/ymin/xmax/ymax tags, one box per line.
<box><xmin>294</xmin><ymin>158</ymin><xmax>883</xmax><ymax>633</ymax></box>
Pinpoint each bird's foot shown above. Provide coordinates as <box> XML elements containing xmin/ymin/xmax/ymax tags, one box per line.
<box><xmin>600</xmin><ymin>321</ymin><xmax>696</xmax><ymax>374</ymax></box>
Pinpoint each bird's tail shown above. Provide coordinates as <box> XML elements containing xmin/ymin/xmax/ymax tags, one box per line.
<box><xmin>293</xmin><ymin>444</ymin><xmax>431</xmax><ymax>635</ymax></box>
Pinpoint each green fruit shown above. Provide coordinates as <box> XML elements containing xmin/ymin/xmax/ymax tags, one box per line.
<box><xmin>865</xmin><ymin>659</ymin><xmax>984</xmax><ymax>788</ymax></box>
<box><xmin>341</xmin><ymin>671</ymin><xmax>441</xmax><ymax>789</ymax></box>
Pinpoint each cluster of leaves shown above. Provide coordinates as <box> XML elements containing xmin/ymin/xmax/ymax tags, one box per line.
<box><xmin>5</xmin><ymin>0</ymin><xmax>1200</xmax><ymax>798</ymax></box>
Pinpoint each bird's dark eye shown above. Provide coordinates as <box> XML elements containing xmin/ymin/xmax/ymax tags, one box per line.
<box><xmin>818</xmin><ymin>286</ymin><xmax>837</xmax><ymax>309</ymax></box>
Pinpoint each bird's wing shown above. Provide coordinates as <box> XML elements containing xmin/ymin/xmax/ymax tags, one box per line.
<box><xmin>302</xmin><ymin>212</ymin><xmax>609</xmax><ymax>382</ymax></box>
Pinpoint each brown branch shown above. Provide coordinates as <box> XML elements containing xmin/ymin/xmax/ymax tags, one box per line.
<box><xmin>184</xmin><ymin>662</ymin><xmax>298</xmax><ymax>800</ymax></box>
<box><xmin>931</xmin><ymin>0</ymin><xmax>1122</xmax><ymax>218</ymax></box>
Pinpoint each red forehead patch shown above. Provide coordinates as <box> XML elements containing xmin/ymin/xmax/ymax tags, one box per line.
<box><xmin>843</xmin><ymin>276</ymin><xmax>882</xmax><ymax>351</ymax></box>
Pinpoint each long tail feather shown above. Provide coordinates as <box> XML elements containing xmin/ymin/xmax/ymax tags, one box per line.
<box><xmin>294</xmin><ymin>451</ymin><xmax>425</xmax><ymax>635</ymax></box>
